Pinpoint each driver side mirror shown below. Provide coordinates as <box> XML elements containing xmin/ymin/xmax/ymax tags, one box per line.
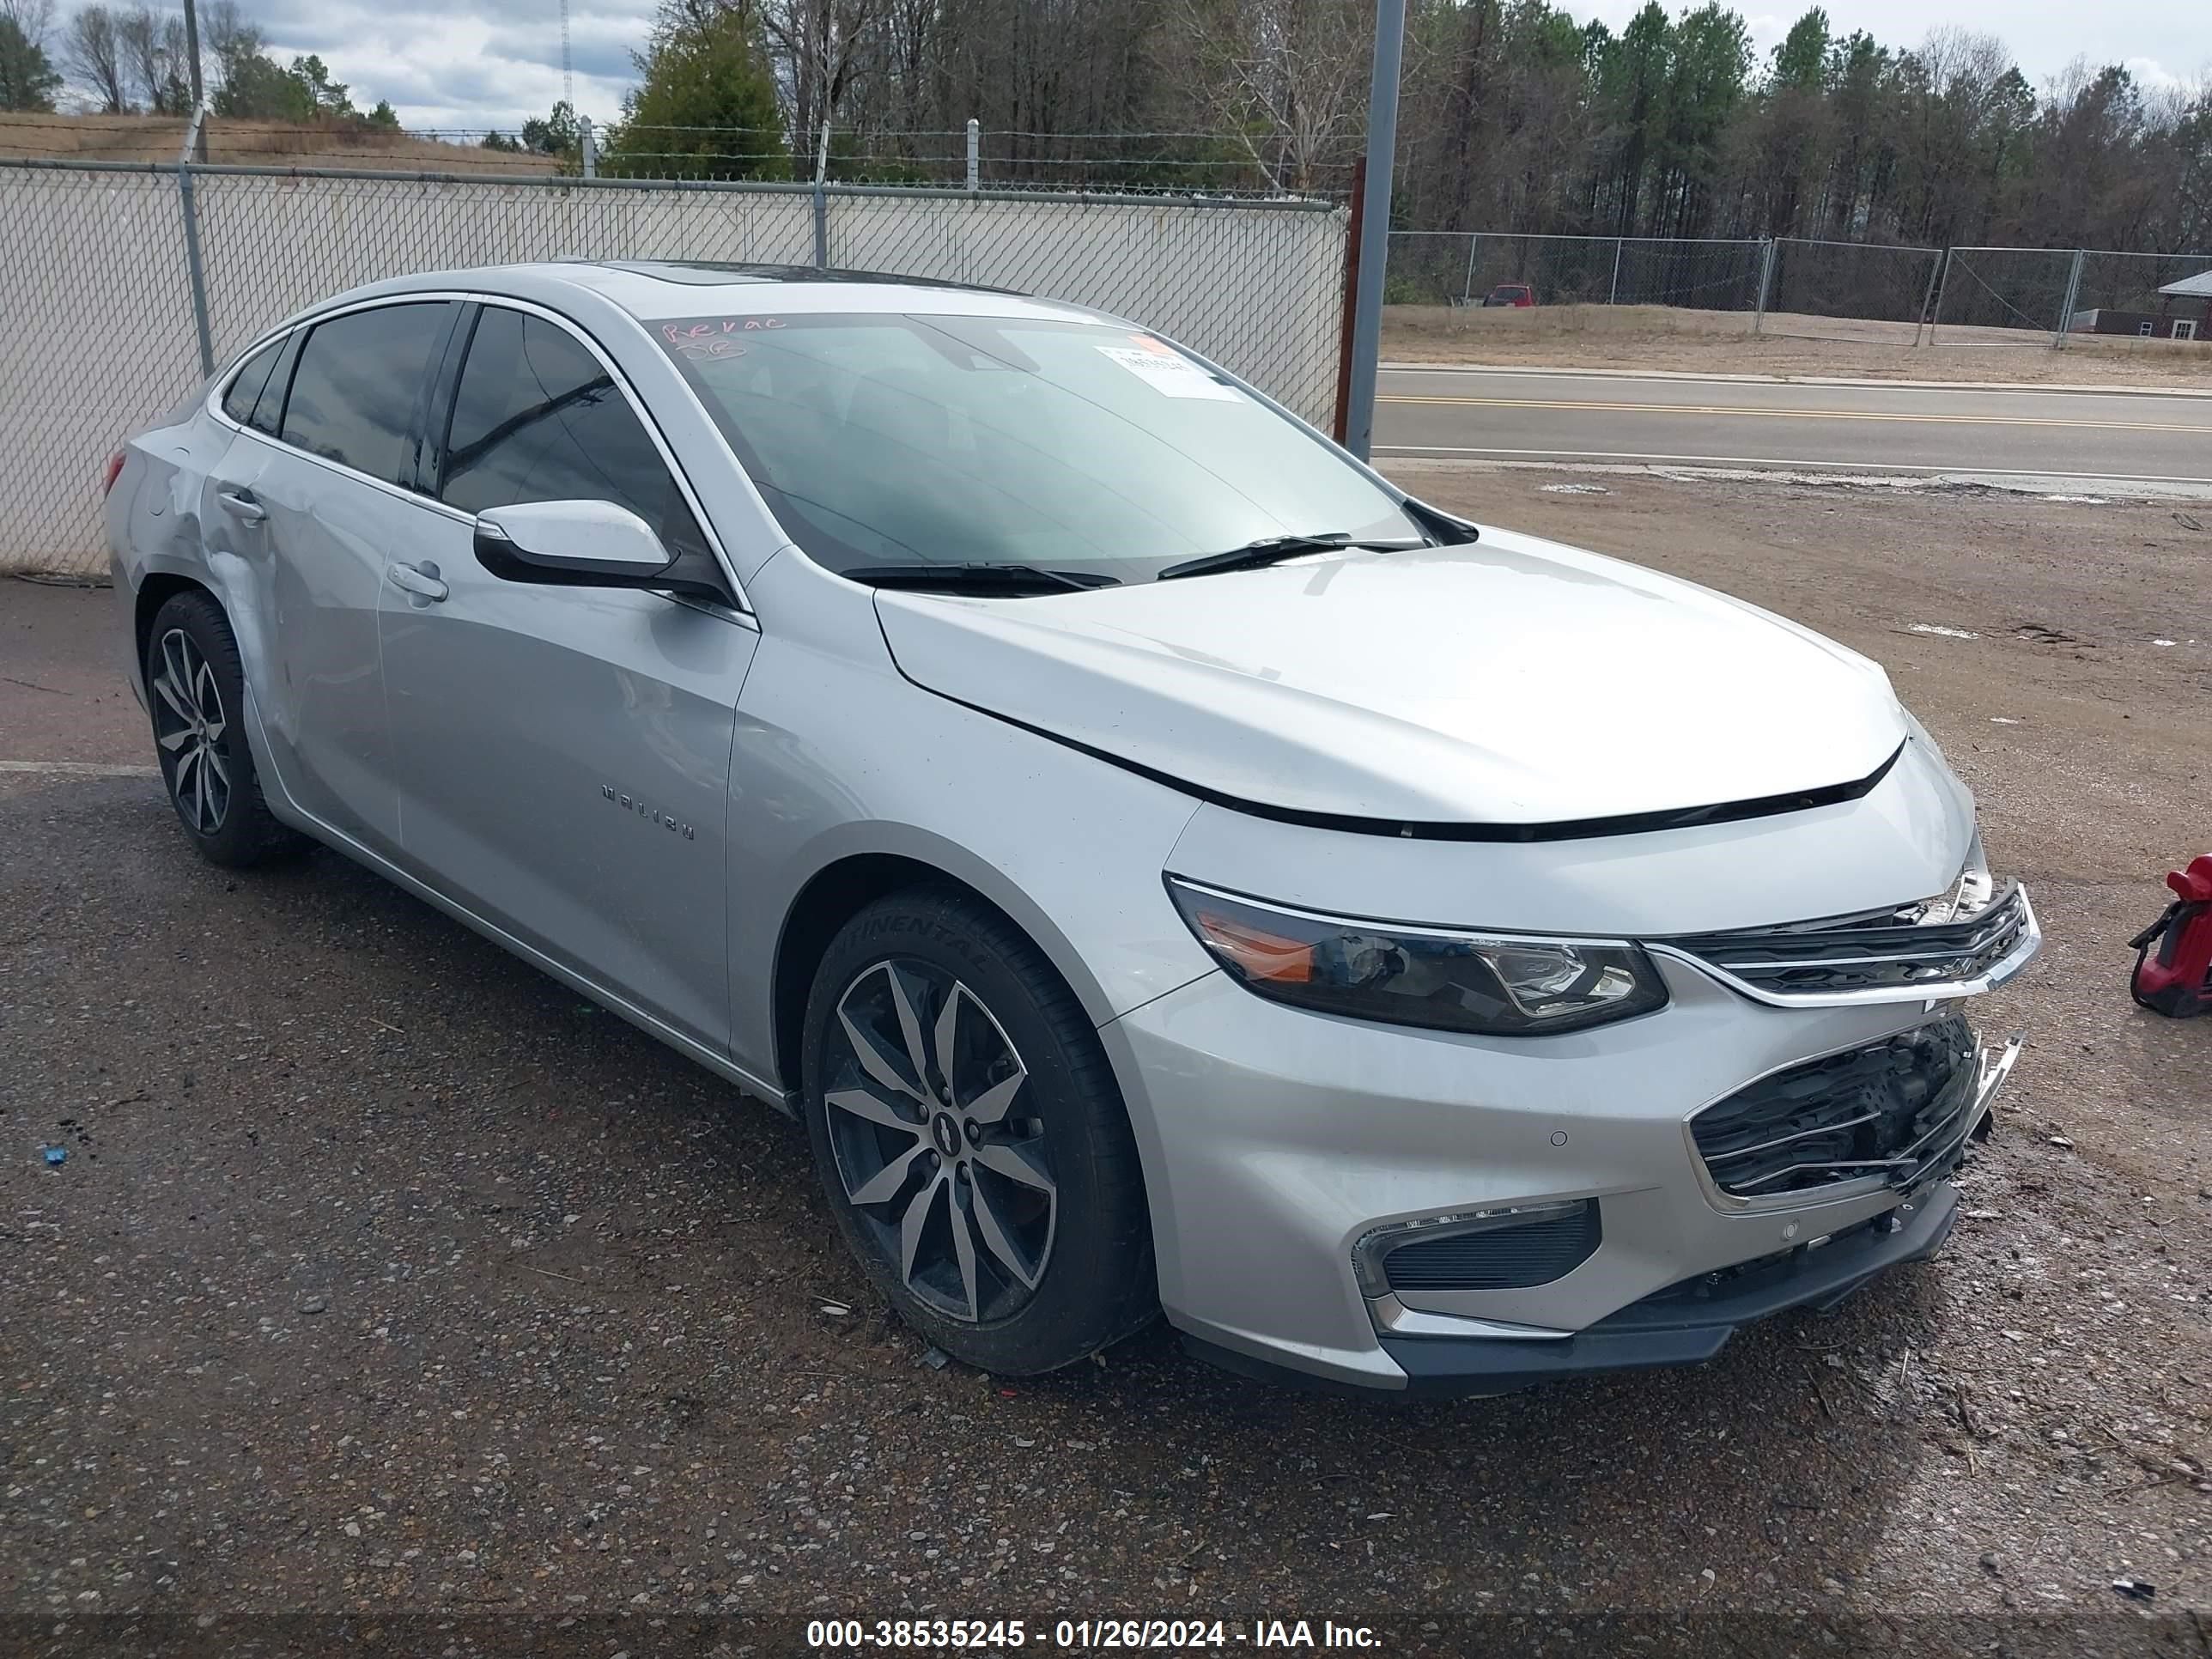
<box><xmin>473</xmin><ymin>500</ymin><xmax>725</xmax><ymax>601</ymax></box>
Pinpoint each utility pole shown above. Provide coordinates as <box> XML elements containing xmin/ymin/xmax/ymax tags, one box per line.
<box><xmin>1342</xmin><ymin>0</ymin><xmax>1408</xmax><ymax>461</ymax></box>
<box><xmin>181</xmin><ymin>0</ymin><xmax>204</xmax><ymax>113</ymax></box>
<box><xmin>812</xmin><ymin>114</ymin><xmax>833</xmax><ymax>270</ymax></box>
<box><xmin>560</xmin><ymin>0</ymin><xmax>573</xmax><ymax>109</ymax></box>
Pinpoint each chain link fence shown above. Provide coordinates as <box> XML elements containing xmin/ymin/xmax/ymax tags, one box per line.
<box><xmin>1934</xmin><ymin>246</ymin><xmax>2212</xmax><ymax>346</ymax></box>
<box><xmin>1382</xmin><ymin>228</ymin><xmax>2212</xmax><ymax>351</ymax></box>
<box><xmin>1931</xmin><ymin>247</ymin><xmax>2078</xmax><ymax>343</ymax></box>
<box><xmin>1762</xmin><ymin>237</ymin><xmax>1943</xmax><ymax>343</ymax></box>
<box><xmin>0</xmin><ymin>167</ymin><xmax>207</xmax><ymax>580</ymax></box>
<box><xmin>1385</xmin><ymin>231</ymin><xmax>1765</xmax><ymax>312</ymax></box>
<box><xmin>1</xmin><ymin>160</ymin><xmax>1346</xmax><ymax>576</ymax></box>
<box><xmin>1386</xmin><ymin>229</ymin><xmax>1940</xmax><ymax>339</ymax></box>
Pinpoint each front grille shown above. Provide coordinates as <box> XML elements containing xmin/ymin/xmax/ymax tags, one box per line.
<box><xmin>1381</xmin><ymin>1204</ymin><xmax>1601</xmax><ymax>1292</ymax></box>
<box><xmin>1691</xmin><ymin>1016</ymin><xmax>1978</xmax><ymax>1199</ymax></box>
<box><xmin>1666</xmin><ymin>883</ymin><xmax>2033</xmax><ymax>999</ymax></box>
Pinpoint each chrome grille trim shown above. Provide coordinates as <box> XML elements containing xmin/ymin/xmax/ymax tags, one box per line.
<box><xmin>1701</xmin><ymin>1109</ymin><xmax>1881</xmax><ymax>1167</ymax></box>
<box><xmin>1650</xmin><ymin>883</ymin><xmax>2039</xmax><ymax>1007</ymax></box>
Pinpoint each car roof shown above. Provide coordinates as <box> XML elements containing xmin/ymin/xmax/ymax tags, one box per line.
<box><xmin>584</xmin><ymin>259</ymin><xmax>1012</xmax><ymax>292</ymax></box>
<box><xmin>318</xmin><ymin>260</ymin><xmax>1113</xmax><ymax>328</ymax></box>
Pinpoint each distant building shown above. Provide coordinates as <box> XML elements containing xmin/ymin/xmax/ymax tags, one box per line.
<box><xmin>2069</xmin><ymin>268</ymin><xmax>2212</xmax><ymax>342</ymax></box>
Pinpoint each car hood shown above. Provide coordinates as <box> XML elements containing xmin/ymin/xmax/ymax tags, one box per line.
<box><xmin>872</xmin><ymin>527</ymin><xmax>1910</xmax><ymax>829</ymax></box>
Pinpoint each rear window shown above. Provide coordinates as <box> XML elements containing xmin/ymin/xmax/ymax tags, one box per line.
<box><xmin>280</xmin><ymin>303</ymin><xmax>451</xmax><ymax>486</ymax></box>
<box><xmin>221</xmin><ymin>339</ymin><xmax>281</xmax><ymax>427</ymax></box>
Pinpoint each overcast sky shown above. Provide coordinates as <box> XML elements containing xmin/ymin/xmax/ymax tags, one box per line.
<box><xmin>92</xmin><ymin>1</ymin><xmax>2212</xmax><ymax>134</ymax></box>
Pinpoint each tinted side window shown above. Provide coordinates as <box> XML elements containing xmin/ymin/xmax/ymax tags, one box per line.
<box><xmin>221</xmin><ymin>340</ymin><xmax>280</xmax><ymax>427</ymax></box>
<box><xmin>281</xmin><ymin>303</ymin><xmax>450</xmax><ymax>486</ymax></box>
<box><xmin>245</xmin><ymin>333</ymin><xmax>295</xmax><ymax>439</ymax></box>
<box><xmin>440</xmin><ymin>307</ymin><xmax>702</xmax><ymax>551</ymax></box>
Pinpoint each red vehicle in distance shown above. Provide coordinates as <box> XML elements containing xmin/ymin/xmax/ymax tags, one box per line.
<box><xmin>1481</xmin><ymin>283</ymin><xmax>1536</xmax><ymax>307</ymax></box>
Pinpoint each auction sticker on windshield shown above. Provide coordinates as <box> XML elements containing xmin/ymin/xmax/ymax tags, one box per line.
<box><xmin>1097</xmin><ymin>343</ymin><xmax>1243</xmax><ymax>401</ymax></box>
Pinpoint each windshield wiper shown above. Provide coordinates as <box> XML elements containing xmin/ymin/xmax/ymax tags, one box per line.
<box><xmin>851</xmin><ymin>562</ymin><xmax>1119</xmax><ymax>594</ymax></box>
<box><xmin>1158</xmin><ymin>532</ymin><xmax>1419</xmax><ymax>581</ymax></box>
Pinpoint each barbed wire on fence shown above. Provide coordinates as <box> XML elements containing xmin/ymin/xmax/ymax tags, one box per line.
<box><xmin>0</xmin><ymin>118</ymin><xmax>1356</xmax><ymax>194</ymax></box>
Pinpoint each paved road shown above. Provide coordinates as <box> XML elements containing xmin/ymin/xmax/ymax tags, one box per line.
<box><xmin>1374</xmin><ymin>366</ymin><xmax>2212</xmax><ymax>484</ymax></box>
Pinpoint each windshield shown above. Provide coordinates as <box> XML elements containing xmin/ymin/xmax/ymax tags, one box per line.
<box><xmin>651</xmin><ymin>312</ymin><xmax>1422</xmax><ymax>582</ymax></box>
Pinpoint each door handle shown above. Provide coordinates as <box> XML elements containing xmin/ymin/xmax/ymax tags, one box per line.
<box><xmin>389</xmin><ymin>561</ymin><xmax>448</xmax><ymax>603</ymax></box>
<box><xmin>216</xmin><ymin>489</ymin><xmax>265</xmax><ymax>524</ymax></box>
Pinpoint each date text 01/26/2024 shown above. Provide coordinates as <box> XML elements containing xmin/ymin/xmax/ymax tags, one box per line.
<box><xmin>805</xmin><ymin>1619</ymin><xmax>1382</xmax><ymax>1650</ymax></box>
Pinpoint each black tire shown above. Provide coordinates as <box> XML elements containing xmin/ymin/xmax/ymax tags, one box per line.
<box><xmin>143</xmin><ymin>590</ymin><xmax>306</xmax><ymax>869</ymax></box>
<box><xmin>800</xmin><ymin>885</ymin><xmax>1156</xmax><ymax>1374</ymax></box>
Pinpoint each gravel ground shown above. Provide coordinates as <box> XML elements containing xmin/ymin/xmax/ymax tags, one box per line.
<box><xmin>1383</xmin><ymin>303</ymin><xmax>2212</xmax><ymax>390</ymax></box>
<box><xmin>5</xmin><ymin>478</ymin><xmax>2211</xmax><ymax>1657</ymax></box>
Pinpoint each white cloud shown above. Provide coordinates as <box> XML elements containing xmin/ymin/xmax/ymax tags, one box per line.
<box><xmin>1744</xmin><ymin>13</ymin><xmax>1789</xmax><ymax>63</ymax></box>
<box><xmin>196</xmin><ymin>0</ymin><xmax>656</xmax><ymax>130</ymax></box>
<box><xmin>2123</xmin><ymin>56</ymin><xmax>2185</xmax><ymax>93</ymax></box>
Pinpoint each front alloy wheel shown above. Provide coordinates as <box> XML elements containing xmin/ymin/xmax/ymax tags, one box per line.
<box><xmin>824</xmin><ymin>961</ymin><xmax>1057</xmax><ymax>1323</ymax></box>
<box><xmin>800</xmin><ymin>888</ymin><xmax>1156</xmax><ymax>1375</ymax></box>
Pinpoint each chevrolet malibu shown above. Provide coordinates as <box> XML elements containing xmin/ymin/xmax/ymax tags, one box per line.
<box><xmin>106</xmin><ymin>263</ymin><xmax>2038</xmax><ymax>1394</ymax></box>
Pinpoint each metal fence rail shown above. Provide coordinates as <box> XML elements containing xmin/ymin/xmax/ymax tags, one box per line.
<box><xmin>0</xmin><ymin>160</ymin><xmax>1346</xmax><ymax>576</ymax></box>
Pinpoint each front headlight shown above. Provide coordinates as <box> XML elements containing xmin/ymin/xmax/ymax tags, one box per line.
<box><xmin>1166</xmin><ymin>879</ymin><xmax>1669</xmax><ymax>1037</ymax></box>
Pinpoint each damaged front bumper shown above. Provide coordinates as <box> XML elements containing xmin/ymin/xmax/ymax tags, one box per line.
<box><xmin>1194</xmin><ymin>1032</ymin><xmax>2025</xmax><ymax>1398</ymax></box>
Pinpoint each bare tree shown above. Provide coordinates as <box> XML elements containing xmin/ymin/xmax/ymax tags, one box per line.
<box><xmin>760</xmin><ymin>0</ymin><xmax>887</xmax><ymax>177</ymax></box>
<box><xmin>1</xmin><ymin>0</ymin><xmax>56</xmax><ymax>46</ymax></box>
<box><xmin>65</xmin><ymin>3</ymin><xmax>130</xmax><ymax>112</ymax></box>
<box><xmin>199</xmin><ymin>0</ymin><xmax>260</xmax><ymax>101</ymax></box>
<box><xmin>117</xmin><ymin>4</ymin><xmax>189</xmax><ymax>114</ymax></box>
<box><xmin>1173</xmin><ymin>0</ymin><xmax>1366</xmax><ymax>192</ymax></box>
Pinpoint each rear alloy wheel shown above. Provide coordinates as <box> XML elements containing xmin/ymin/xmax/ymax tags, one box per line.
<box><xmin>150</xmin><ymin>626</ymin><xmax>231</xmax><ymax>836</ymax></box>
<box><xmin>801</xmin><ymin>888</ymin><xmax>1155</xmax><ymax>1374</ymax></box>
<box><xmin>144</xmin><ymin>590</ymin><xmax>305</xmax><ymax>868</ymax></box>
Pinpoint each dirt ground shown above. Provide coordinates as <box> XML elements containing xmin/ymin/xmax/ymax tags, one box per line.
<box><xmin>1384</xmin><ymin>302</ymin><xmax>2212</xmax><ymax>391</ymax></box>
<box><xmin>0</xmin><ymin>112</ymin><xmax>560</xmax><ymax>173</ymax></box>
<box><xmin>5</xmin><ymin>477</ymin><xmax>2212</xmax><ymax>1656</ymax></box>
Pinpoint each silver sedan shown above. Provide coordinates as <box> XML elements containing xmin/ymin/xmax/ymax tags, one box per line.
<box><xmin>108</xmin><ymin>263</ymin><xmax>2034</xmax><ymax>1394</ymax></box>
